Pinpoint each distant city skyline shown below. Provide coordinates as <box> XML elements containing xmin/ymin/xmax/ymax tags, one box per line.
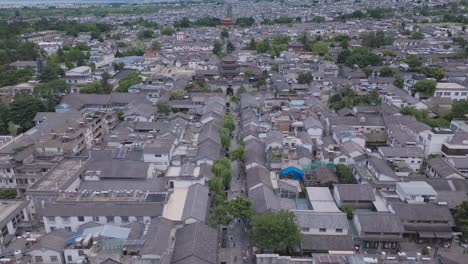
<box><xmin>0</xmin><ymin>0</ymin><xmax>180</xmax><ymax>7</ymax></box>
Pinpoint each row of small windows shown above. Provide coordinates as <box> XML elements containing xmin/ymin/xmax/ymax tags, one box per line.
<box><xmin>435</xmin><ymin>91</ymin><xmax>467</xmax><ymax>96</ymax></box>
<box><xmin>35</xmin><ymin>256</ymin><xmax>59</xmax><ymax>263</ymax></box>
<box><xmin>47</xmin><ymin>215</ymin><xmax>143</xmax><ymax>223</ymax></box>
<box><xmin>302</xmin><ymin>228</ymin><xmax>343</xmax><ymax>233</ymax></box>
<box><xmin>1</xmin><ymin>211</ymin><xmax>25</xmax><ymax>237</ymax></box>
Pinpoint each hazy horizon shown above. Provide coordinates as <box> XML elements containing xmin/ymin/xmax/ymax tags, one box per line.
<box><xmin>0</xmin><ymin>0</ymin><xmax>179</xmax><ymax>7</ymax></box>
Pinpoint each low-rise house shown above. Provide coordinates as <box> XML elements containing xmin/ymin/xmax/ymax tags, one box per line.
<box><xmin>0</xmin><ymin>81</ymin><xmax>39</xmax><ymax>97</ymax></box>
<box><xmin>4</xmin><ymin>230</ymin><xmax>71</xmax><ymax>264</ymax></box>
<box><xmin>325</xmin><ymin>115</ymin><xmax>385</xmax><ymax>135</ymax></box>
<box><xmin>395</xmin><ymin>181</ymin><xmax>438</xmax><ymax>204</ymax></box>
<box><xmin>67</xmin><ymin>217</ymin><xmax>177</xmax><ymax>264</ymax></box>
<box><xmin>143</xmin><ymin>139</ymin><xmax>176</xmax><ymax>170</ymax></box>
<box><xmin>294</xmin><ymin>210</ymin><xmax>354</xmax><ymax>254</ymax></box>
<box><xmin>441</xmin><ymin>132</ymin><xmax>468</xmax><ymax>157</ymax></box>
<box><xmin>450</xmin><ymin>119</ymin><xmax>468</xmax><ymax>132</ymax></box>
<box><xmin>309</xmin><ymin>166</ymin><xmax>338</xmax><ymax>187</ymax></box>
<box><xmin>171</xmin><ymin>222</ymin><xmax>218</xmax><ymax>264</ymax></box>
<box><xmin>449</xmin><ymin>157</ymin><xmax>468</xmax><ymax>177</ymax></box>
<box><xmin>418</xmin><ymin>128</ymin><xmax>454</xmax><ymax>157</ymax></box>
<box><xmin>333</xmin><ymin>184</ymin><xmax>375</xmax><ymax>209</ymax></box>
<box><xmin>378</xmin><ymin>147</ymin><xmax>424</xmax><ymax>173</ymax></box>
<box><xmin>249</xmin><ymin>183</ymin><xmax>280</xmax><ymax>214</ymax></box>
<box><xmin>56</xmin><ymin>93</ymin><xmax>150</xmax><ymax>113</ymax></box>
<box><xmin>303</xmin><ymin>116</ymin><xmax>324</xmax><ymax>139</ymax></box>
<box><xmin>246</xmin><ymin>165</ymin><xmax>271</xmax><ymax>192</ymax></box>
<box><xmin>305</xmin><ymin>187</ymin><xmax>341</xmax><ymax>213</ymax></box>
<box><xmin>434</xmin><ymin>82</ymin><xmax>468</xmax><ymax>101</ymax></box>
<box><xmin>333</xmin><ymin>128</ymin><xmax>366</xmax><ymax>150</ymax></box>
<box><xmin>0</xmin><ymin>200</ymin><xmax>32</xmax><ymax>248</ymax></box>
<box><xmin>381</xmin><ymin>84</ymin><xmax>427</xmax><ymax>110</ymax></box>
<box><xmin>180</xmin><ymin>184</ymin><xmax>209</xmax><ymax>224</ymax></box>
<box><xmin>353</xmin><ymin>212</ymin><xmax>404</xmax><ymax>254</ymax></box>
<box><xmin>21</xmin><ymin>30</ymin><xmax>62</xmax><ymax>43</ymax></box>
<box><xmin>244</xmin><ymin>138</ymin><xmax>266</xmax><ymax>170</ymax></box>
<box><xmin>65</xmin><ymin>66</ymin><xmax>93</xmax><ymax>87</ymax></box>
<box><xmin>294</xmin><ymin>211</ymin><xmax>349</xmax><ymax>236</ymax></box>
<box><xmin>9</xmin><ymin>60</ymin><xmax>40</xmax><ymax>72</ymax></box>
<box><xmin>40</xmin><ymin>189</ymin><xmax>167</xmax><ymax>232</ymax></box>
<box><xmin>367</xmin><ymin>157</ymin><xmax>398</xmax><ymax>181</ymax></box>
<box><xmin>426</xmin><ymin>157</ymin><xmax>464</xmax><ymax>179</ymax></box>
<box><xmin>264</xmin><ymin>130</ymin><xmax>283</xmax><ymax>150</ymax></box>
<box><xmin>340</xmin><ymin>141</ymin><xmax>366</xmax><ymax>165</ymax></box>
<box><xmin>277</xmin><ymin>179</ymin><xmax>301</xmax><ymax>199</ymax></box>
<box><xmin>351</xmin><ymin>164</ymin><xmax>373</xmax><ymax>184</ymax></box>
<box><xmin>390</xmin><ymin>203</ymin><xmax>454</xmax><ymax>241</ymax></box>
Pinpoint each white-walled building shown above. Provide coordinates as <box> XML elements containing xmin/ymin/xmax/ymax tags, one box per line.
<box><xmin>434</xmin><ymin>83</ymin><xmax>468</xmax><ymax>101</ymax></box>
<box><xmin>41</xmin><ymin>191</ymin><xmax>167</xmax><ymax>233</ymax></box>
<box><xmin>65</xmin><ymin>66</ymin><xmax>93</xmax><ymax>86</ymax></box>
<box><xmin>0</xmin><ymin>200</ymin><xmax>31</xmax><ymax>251</ymax></box>
<box><xmin>378</xmin><ymin>147</ymin><xmax>424</xmax><ymax>172</ymax></box>
<box><xmin>418</xmin><ymin>128</ymin><xmax>454</xmax><ymax>157</ymax></box>
<box><xmin>3</xmin><ymin>230</ymin><xmax>70</xmax><ymax>264</ymax></box>
<box><xmin>396</xmin><ymin>181</ymin><xmax>437</xmax><ymax>204</ymax></box>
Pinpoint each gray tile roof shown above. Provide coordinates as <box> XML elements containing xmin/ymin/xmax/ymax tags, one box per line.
<box><xmin>40</xmin><ymin>201</ymin><xmax>164</xmax><ymax>217</ymax></box>
<box><xmin>246</xmin><ymin>165</ymin><xmax>272</xmax><ymax>191</ymax></box>
<box><xmin>383</xmin><ymin>115</ymin><xmax>431</xmax><ymax>134</ymax></box>
<box><xmin>379</xmin><ymin>147</ymin><xmax>424</xmax><ymax>158</ymax></box>
<box><xmin>368</xmin><ymin>157</ymin><xmax>398</xmax><ymax>179</ymax></box>
<box><xmin>427</xmin><ymin>157</ymin><xmax>463</xmax><ymax>178</ymax></box>
<box><xmin>355</xmin><ymin>212</ymin><xmax>404</xmax><ymax>234</ymax></box>
<box><xmin>143</xmin><ymin>138</ymin><xmax>175</xmax><ymax>155</ymax></box>
<box><xmin>171</xmin><ymin>222</ymin><xmax>217</xmax><ymax>264</ymax></box>
<box><xmin>6</xmin><ymin>229</ymin><xmax>71</xmax><ymax>253</ymax></box>
<box><xmin>244</xmin><ymin>138</ymin><xmax>266</xmax><ymax>167</ymax></box>
<box><xmin>78</xmin><ymin>178</ymin><xmax>166</xmax><ymax>192</ymax></box>
<box><xmin>85</xmin><ymin>150</ymin><xmax>149</xmax><ymax>179</ymax></box>
<box><xmin>391</xmin><ymin>203</ymin><xmax>454</xmax><ymax>223</ymax></box>
<box><xmin>336</xmin><ymin>107</ymin><xmax>355</xmax><ymax>117</ymax></box>
<box><xmin>196</xmin><ymin>140</ymin><xmax>221</xmax><ymax>161</ymax></box>
<box><xmin>59</xmin><ymin>93</ymin><xmax>149</xmax><ymax>111</ymax></box>
<box><xmin>240</xmin><ymin>93</ymin><xmax>259</xmax><ymax>109</ymax></box>
<box><xmin>448</xmin><ymin>132</ymin><xmax>468</xmax><ymax>144</ymax></box>
<box><xmin>303</xmin><ymin>116</ymin><xmax>323</xmax><ymax>130</ymax></box>
<box><xmin>328</xmin><ymin>116</ymin><xmax>384</xmax><ymax>127</ymax></box>
<box><xmin>182</xmin><ymin>184</ymin><xmax>209</xmax><ymax>223</ymax></box>
<box><xmin>249</xmin><ymin>184</ymin><xmax>280</xmax><ymax>214</ymax></box>
<box><xmin>302</xmin><ymin>235</ymin><xmax>355</xmax><ymax>252</ymax></box>
<box><xmin>141</xmin><ymin>217</ymin><xmax>175</xmax><ymax>256</ymax></box>
<box><xmin>264</xmin><ymin>130</ymin><xmax>283</xmax><ymax>146</ymax></box>
<box><xmin>335</xmin><ymin>184</ymin><xmax>375</xmax><ymax>202</ymax></box>
<box><xmin>451</xmin><ymin>157</ymin><xmax>468</xmax><ymax>169</ymax></box>
<box><xmin>198</xmin><ymin>121</ymin><xmax>221</xmax><ymax>146</ymax></box>
<box><xmin>99</xmin><ymin>259</ymin><xmax>121</xmax><ymax>264</ymax></box>
<box><xmin>294</xmin><ymin>211</ymin><xmax>349</xmax><ymax>230</ymax></box>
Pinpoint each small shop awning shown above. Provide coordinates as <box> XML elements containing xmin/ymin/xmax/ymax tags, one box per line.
<box><xmin>434</xmin><ymin>231</ymin><xmax>452</xmax><ymax>239</ymax></box>
<box><xmin>418</xmin><ymin>231</ymin><xmax>436</xmax><ymax>238</ymax></box>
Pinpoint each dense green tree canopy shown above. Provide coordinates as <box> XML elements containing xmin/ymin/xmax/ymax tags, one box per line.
<box><xmin>298</xmin><ymin>72</ymin><xmax>313</xmax><ymax>84</ymax></box>
<box><xmin>453</xmin><ymin>201</ymin><xmax>468</xmax><ymax>241</ymax></box>
<box><xmin>9</xmin><ymin>93</ymin><xmax>46</xmax><ymax>132</ymax></box>
<box><xmin>251</xmin><ymin>210</ymin><xmax>302</xmax><ymax>253</ymax></box>
<box><xmin>412</xmin><ymin>79</ymin><xmax>437</xmax><ymax>95</ymax></box>
<box><xmin>337</xmin><ymin>47</ymin><xmax>382</xmax><ymax>68</ymax></box>
<box><xmin>236</xmin><ymin>17</ymin><xmax>255</xmax><ymax>27</ymax></box>
<box><xmin>336</xmin><ymin>164</ymin><xmax>355</xmax><ymax>184</ymax></box>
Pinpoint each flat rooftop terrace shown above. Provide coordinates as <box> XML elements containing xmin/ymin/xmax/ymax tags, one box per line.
<box><xmin>29</xmin><ymin>158</ymin><xmax>85</xmax><ymax>191</ymax></box>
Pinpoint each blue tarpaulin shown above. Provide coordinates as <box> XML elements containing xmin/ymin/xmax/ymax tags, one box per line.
<box><xmin>65</xmin><ymin>230</ymin><xmax>83</xmax><ymax>246</ymax></box>
<box><xmin>280</xmin><ymin>166</ymin><xmax>305</xmax><ymax>181</ymax></box>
